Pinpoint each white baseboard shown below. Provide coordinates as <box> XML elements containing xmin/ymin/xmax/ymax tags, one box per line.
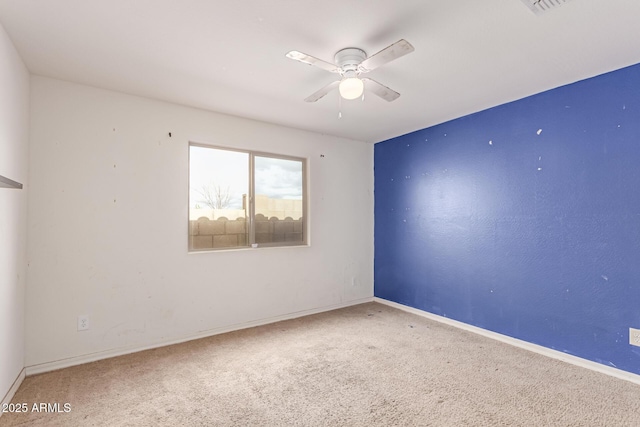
<box><xmin>25</xmin><ymin>297</ymin><xmax>374</xmax><ymax>376</ymax></box>
<box><xmin>0</xmin><ymin>368</ymin><xmax>26</xmax><ymax>418</ymax></box>
<box><xmin>374</xmin><ymin>297</ymin><xmax>640</xmax><ymax>386</ymax></box>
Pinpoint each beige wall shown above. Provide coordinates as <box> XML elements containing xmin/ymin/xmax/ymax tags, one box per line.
<box><xmin>255</xmin><ymin>195</ymin><xmax>302</xmax><ymax>221</ymax></box>
<box><xmin>0</xmin><ymin>22</ymin><xmax>29</xmax><ymax>404</ymax></box>
<box><xmin>26</xmin><ymin>76</ymin><xmax>374</xmax><ymax>369</ymax></box>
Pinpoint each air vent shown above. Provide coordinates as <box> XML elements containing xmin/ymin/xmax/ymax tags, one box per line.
<box><xmin>521</xmin><ymin>0</ymin><xmax>572</xmax><ymax>15</ymax></box>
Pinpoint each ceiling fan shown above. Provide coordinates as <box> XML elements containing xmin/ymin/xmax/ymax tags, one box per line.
<box><xmin>286</xmin><ymin>39</ymin><xmax>414</xmax><ymax>103</ymax></box>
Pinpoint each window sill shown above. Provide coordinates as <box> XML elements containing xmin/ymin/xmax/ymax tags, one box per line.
<box><xmin>188</xmin><ymin>243</ymin><xmax>310</xmax><ymax>254</ymax></box>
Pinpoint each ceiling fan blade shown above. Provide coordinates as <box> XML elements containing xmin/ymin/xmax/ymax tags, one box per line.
<box><xmin>304</xmin><ymin>80</ymin><xmax>340</xmax><ymax>102</ymax></box>
<box><xmin>360</xmin><ymin>39</ymin><xmax>415</xmax><ymax>72</ymax></box>
<box><xmin>362</xmin><ymin>78</ymin><xmax>400</xmax><ymax>102</ymax></box>
<box><xmin>286</xmin><ymin>51</ymin><xmax>341</xmax><ymax>73</ymax></box>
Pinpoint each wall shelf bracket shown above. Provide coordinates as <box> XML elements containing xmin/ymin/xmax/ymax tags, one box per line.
<box><xmin>0</xmin><ymin>174</ymin><xmax>23</xmax><ymax>189</ymax></box>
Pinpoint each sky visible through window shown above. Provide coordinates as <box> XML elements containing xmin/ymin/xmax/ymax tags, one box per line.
<box><xmin>255</xmin><ymin>156</ymin><xmax>303</xmax><ymax>201</ymax></box>
<box><xmin>190</xmin><ymin>146</ymin><xmax>303</xmax><ymax>210</ymax></box>
<box><xmin>190</xmin><ymin>146</ymin><xmax>247</xmax><ymax>209</ymax></box>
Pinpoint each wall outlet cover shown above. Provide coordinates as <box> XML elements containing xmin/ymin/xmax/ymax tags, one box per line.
<box><xmin>77</xmin><ymin>315</ymin><xmax>89</xmax><ymax>331</ymax></box>
<box><xmin>630</xmin><ymin>328</ymin><xmax>640</xmax><ymax>347</ymax></box>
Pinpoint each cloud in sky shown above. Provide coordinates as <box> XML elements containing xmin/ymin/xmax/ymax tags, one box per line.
<box><xmin>189</xmin><ymin>146</ymin><xmax>303</xmax><ymax>209</ymax></box>
<box><xmin>255</xmin><ymin>156</ymin><xmax>302</xmax><ymax>200</ymax></box>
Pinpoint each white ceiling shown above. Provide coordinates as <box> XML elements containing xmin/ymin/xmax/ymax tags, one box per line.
<box><xmin>1</xmin><ymin>1</ymin><xmax>640</xmax><ymax>143</ymax></box>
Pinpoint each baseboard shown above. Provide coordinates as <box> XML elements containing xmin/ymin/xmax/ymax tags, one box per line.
<box><xmin>0</xmin><ymin>368</ymin><xmax>26</xmax><ymax>417</ymax></box>
<box><xmin>374</xmin><ymin>297</ymin><xmax>640</xmax><ymax>386</ymax></box>
<box><xmin>25</xmin><ymin>297</ymin><xmax>374</xmax><ymax>376</ymax></box>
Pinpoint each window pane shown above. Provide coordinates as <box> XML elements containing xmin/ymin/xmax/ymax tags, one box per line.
<box><xmin>254</xmin><ymin>156</ymin><xmax>304</xmax><ymax>245</ymax></box>
<box><xmin>189</xmin><ymin>146</ymin><xmax>249</xmax><ymax>250</ymax></box>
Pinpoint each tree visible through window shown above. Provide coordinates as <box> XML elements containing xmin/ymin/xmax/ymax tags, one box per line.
<box><xmin>189</xmin><ymin>143</ymin><xmax>306</xmax><ymax>250</ymax></box>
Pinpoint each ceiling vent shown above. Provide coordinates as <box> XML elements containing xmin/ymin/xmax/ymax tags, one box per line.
<box><xmin>520</xmin><ymin>0</ymin><xmax>572</xmax><ymax>15</ymax></box>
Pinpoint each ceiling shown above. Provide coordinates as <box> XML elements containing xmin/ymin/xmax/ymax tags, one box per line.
<box><xmin>1</xmin><ymin>1</ymin><xmax>640</xmax><ymax>143</ymax></box>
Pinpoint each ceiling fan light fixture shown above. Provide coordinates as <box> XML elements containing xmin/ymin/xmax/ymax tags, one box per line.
<box><xmin>339</xmin><ymin>76</ymin><xmax>364</xmax><ymax>100</ymax></box>
<box><xmin>286</xmin><ymin>40</ymin><xmax>413</xmax><ymax>103</ymax></box>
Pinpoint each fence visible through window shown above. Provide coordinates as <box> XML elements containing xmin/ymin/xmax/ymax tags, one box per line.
<box><xmin>189</xmin><ymin>144</ymin><xmax>306</xmax><ymax>250</ymax></box>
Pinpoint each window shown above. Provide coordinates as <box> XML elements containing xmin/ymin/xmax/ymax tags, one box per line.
<box><xmin>189</xmin><ymin>143</ymin><xmax>306</xmax><ymax>251</ymax></box>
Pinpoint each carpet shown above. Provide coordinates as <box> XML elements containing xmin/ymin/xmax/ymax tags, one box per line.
<box><xmin>2</xmin><ymin>302</ymin><xmax>639</xmax><ymax>426</ymax></box>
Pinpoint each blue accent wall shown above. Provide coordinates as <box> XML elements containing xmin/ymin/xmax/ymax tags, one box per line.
<box><xmin>374</xmin><ymin>63</ymin><xmax>640</xmax><ymax>375</ymax></box>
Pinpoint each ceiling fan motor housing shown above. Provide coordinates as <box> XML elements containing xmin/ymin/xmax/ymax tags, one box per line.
<box><xmin>334</xmin><ymin>48</ymin><xmax>367</xmax><ymax>75</ymax></box>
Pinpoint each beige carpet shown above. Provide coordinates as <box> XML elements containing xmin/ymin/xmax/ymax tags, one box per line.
<box><xmin>2</xmin><ymin>302</ymin><xmax>640</xmax><ymax>426</ymax></box>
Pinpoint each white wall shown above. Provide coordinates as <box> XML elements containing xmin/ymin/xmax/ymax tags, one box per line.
<box><xmin>0</xmin><ymin>24</ymin><xmax>29</xmax><ymax>400</ymax></box>
<box><xmin>26</xmin><ymin>76</ymin><xmax>374</xmax><ymax>368</ymax></box>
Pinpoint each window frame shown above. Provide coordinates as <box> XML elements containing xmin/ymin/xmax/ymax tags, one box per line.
<box><xmin>188</xmin><ymin>142</ymin><xmax>308</xmax><ymax>251</ymax></box>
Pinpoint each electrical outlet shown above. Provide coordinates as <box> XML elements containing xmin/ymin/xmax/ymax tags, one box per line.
<box><xmin>77</xmin><ymin>315</ymin><xmax>89</xmax><ymax>331</ymax></box>
<box><xmin>630</xmin><ymin>328</ymin><xmax>640</xmax><ymax>347</ymax></box>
